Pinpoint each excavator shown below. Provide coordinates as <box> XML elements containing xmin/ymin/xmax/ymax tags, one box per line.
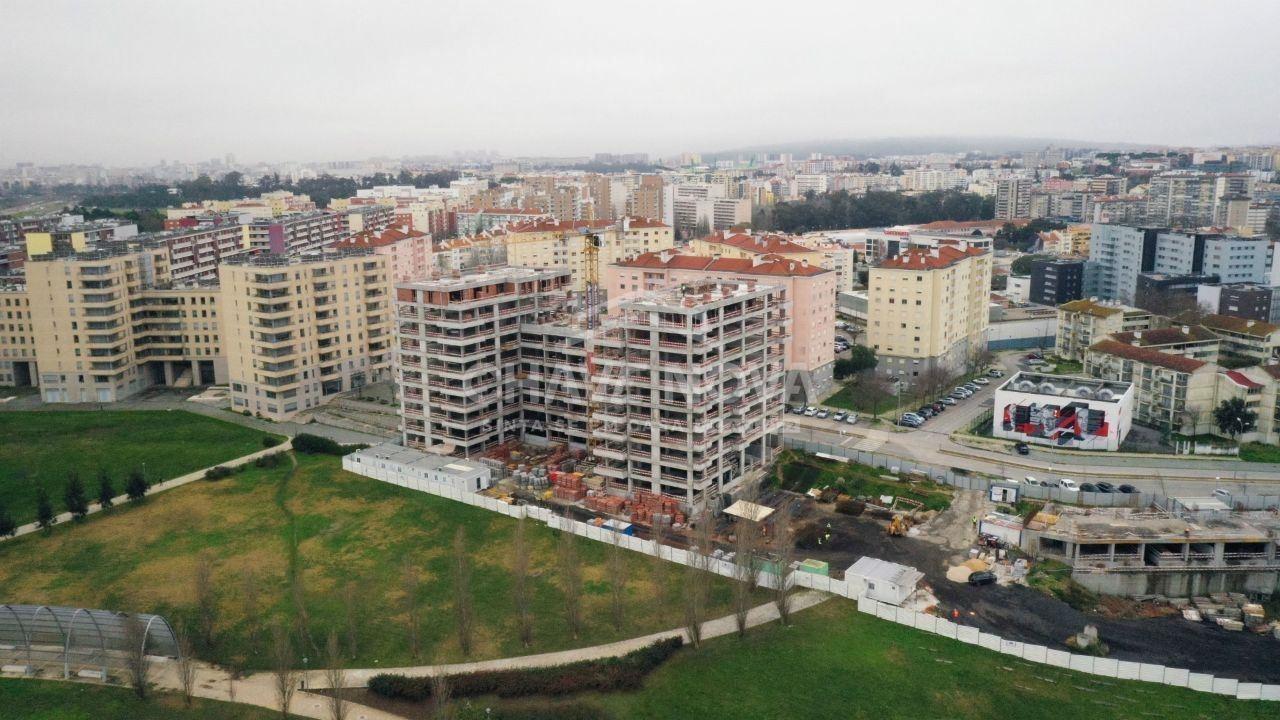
<box><xmin>887</xmin><ymin>514</ymin><xmax>912</xmax><ymax>537</ymax></box>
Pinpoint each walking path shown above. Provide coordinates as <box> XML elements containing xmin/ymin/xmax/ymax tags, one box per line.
<box><xmin>0</xmin><ymin>440</ymin><xmax>293</xmax><ymax>542</ymax></box>
<box><xmin>148</xmin><ymin>591</ymin><xmax>830</xmax><ymax>719</ymax></box>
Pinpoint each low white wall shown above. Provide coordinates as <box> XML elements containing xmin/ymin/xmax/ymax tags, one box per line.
<box><xmin>344</xmin><ymin>448</ymin><xmax>1280</xmax><ymax>703</ymax></box>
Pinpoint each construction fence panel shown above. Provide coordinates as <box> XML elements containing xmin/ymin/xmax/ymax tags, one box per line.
<box><xmin>1116</xmin><ymin>661</ymin><xmax>1141</xmax><ymax>680</ymax></box>
<box><xmin>1258</xmin><ymin>685</ymin><xmax>1280</xmax><ymax>701</ymax></box>
<box><xmin>1068</xmin><ymin>654</ymin><xmax>1095</xmax><ymax>674</ymax></box>
<box><xmin>977</xmin><ymin>633</ymin><xmax>1002</xmax><ymax>652</ymax></box>
<box><xmin>1045</xmin><ymin>649</ymin><xmax>1072</xmax><ymax>669</ymax></box>
<box><xmin>1022</xmin><ymin>644</ymin><xmax>1048</xmax><ymax>664</ymax></box>
<box><xmin>876</xmin><ymin>602</ymin><xmax>897</xmax><ymax>622</ymax></box>
<box><xmin>1212</xmin><ymin>678</ymin><xmax>1240</xmax><ymax>696</ymax></box>
<box><xmin>1092</xmin><ymin>658</ymin><xmax>1119</xmax><ymax>678</ymax></box>
<box><xmin>1236</xmin><ymin>683</ymin><xmax>1263</xmax><ymax>701</ymax></box>
<box><xmin>956</xmin><ymin>626</ymin><xmax>981</xmax><ymax>645</ymax></box>
<box><xmin>999</xmin><ymin>638</ymin><xmax>1024</xmax><ymax>657</ymax></box>
<box><xmin>1138</xmin><ymin>664</ymin><xmax>1165</xmax><ymax>683</ymax></box>
<box><xmin>933</xmin><ymin>618</ymin><xmax>958</xmax><ymax>640</ymax></box>
<box><xmin>1163</xmin><ymin>667</ymin><xmax>1191</xmax><ymax>688</ymax></box>
<box><xmin>1187</xmin><ymin>673</ymin><xmax>1214</xmax><ymax>693</ymax></box>
<box><xmin>894</xmin><ymin>607</ymin><xmax>915</xmax><ymax>627</ymax></box>
<box><xmin>913</xmin><ymin>612</ymin><xmax>937</xmax><ymax>633</ymax></box>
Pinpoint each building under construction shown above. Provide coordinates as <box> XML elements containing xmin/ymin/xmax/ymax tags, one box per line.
<box><xmin>1021</xmin><ymin>504</ymin><xmax>1280</xmax><ymax>597</ymax></box>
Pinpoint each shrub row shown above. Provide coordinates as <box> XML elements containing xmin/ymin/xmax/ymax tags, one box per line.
<box><xmin>369</xmin><ymin>637</ymin><xmax>682</xmax><ymax>701</ymax></box>
<box><xmin>291</xmin><ymin>433</ymin><xmax>345</xmax><ymax>455</ymax></box>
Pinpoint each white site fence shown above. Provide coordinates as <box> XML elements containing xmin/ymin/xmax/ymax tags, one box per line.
<box><xmin>344</xmin><ymin>449</ymin><xmax>1280</xmax><ymax>703</ymax></box>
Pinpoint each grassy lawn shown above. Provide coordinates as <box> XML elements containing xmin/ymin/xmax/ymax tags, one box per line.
<box><xmin>0</xmin><ymin>677</ymin><xmax>288</xmax><ymax>720</ymax></box>
<box><xmin>768</xmin><ymin>449</ymin><xmax>952</xmax><ymax>511</ymax></box>
<box><xmin>0</xmin><ymin>410</ymin><xmax>279</xmax><ymax>524</ymax></box>
<box><xmin>823</xmin><ymin>380</ymin><xmax>896</xmax><ymax>415</ymax></box>
<box><xmin>1048</xmin><ymin>356</ymin><xmax>1084</xmax><ymax>375</ymax></box>
<box><xmin>0</xmin><ymin>453</ymin><xmax>743</xmax><ymax>671</ymax></box>
<box><xmin>1239</xmin><ymin>442</ymin><xmax>1280</xmax><ymax>463</ymax></box>
<box><xmin>577</xmin><ymin>601</ymin><xmax>1277</xmax><ymax>720</ymax></box>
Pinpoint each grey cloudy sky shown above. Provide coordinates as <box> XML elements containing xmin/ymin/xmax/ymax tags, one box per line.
<box><xmin>2</xmin><ymin>0</ymin><xmax>1278</xmax><ymax>166</ymax></box>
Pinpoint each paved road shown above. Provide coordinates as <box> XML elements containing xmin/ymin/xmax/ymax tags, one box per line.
<box><xmin>800</xmin><ymin>353</ymin><xmax>1280</xmax><ymax>495</ymax></box>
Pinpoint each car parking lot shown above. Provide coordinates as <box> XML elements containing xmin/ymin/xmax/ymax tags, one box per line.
<box><xmin>894</xmin><ymin>367</ymin><xmax>1005</xmax><ymax>432</ymax></box>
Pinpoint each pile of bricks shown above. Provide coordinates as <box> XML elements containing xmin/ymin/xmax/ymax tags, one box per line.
<box><xmin>550</xmin><ymin>470</ymin><xmax>586</xmax><ymax>502</ymax></box>
<box><xmin>629</xmin><ymin>490</ymin><xmax>685</xmax><ymax>527</ymax></box>
<box><xmin>585</xmin><ymin>493</ymin><xmax>626</xmax><ymax>515</ymax></box>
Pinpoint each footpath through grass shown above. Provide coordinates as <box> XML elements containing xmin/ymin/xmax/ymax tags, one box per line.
<box><xmin>0</xmin><ymin>453</ymin><xmax>743</xmax><ymax>671</ymax></box>
<box><xmin>769</xmin><ymin>449</ymin><xmax>953</xmax><ymax>511</ymax></box>
<box><xmin>0</xmin><ymin>677</ymin><xmax>288</xmax><ymax>720</ymax></box>
<box><xmin>0</xmin><ymin>410</ymin><xmax>278</xmax><ymax>524</ymax></box>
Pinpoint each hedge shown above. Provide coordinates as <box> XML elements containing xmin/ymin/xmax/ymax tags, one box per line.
<box><xmin>204</xmin><ymin>465</ymin><xmax>234</xmax><ymax>481</ymax></box>
<box><xmin>369</xmin><ymin>637</ymin><xmax>682</xmax><ymax>701</ymax></box>
<box><xmin>291</xmin><ymin>433</ymin><xmax>344</xmax><ymax>455</ymax></box>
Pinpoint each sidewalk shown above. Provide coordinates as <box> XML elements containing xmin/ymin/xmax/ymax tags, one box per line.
<box><xmin>150</xmin><ymin>591</ymin><xmax>831</xmax><ymax>719</ymax></box>
<box><xmin>1</xmin><ymin>440</ymin><xmax>293</xmax><ymax>543</ymax></box>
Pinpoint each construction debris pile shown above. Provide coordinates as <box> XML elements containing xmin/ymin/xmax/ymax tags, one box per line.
<box><xmin>1180</xmin><ymin>593</ymin><xmax>1276</xmax><ymax>636</ymax></box>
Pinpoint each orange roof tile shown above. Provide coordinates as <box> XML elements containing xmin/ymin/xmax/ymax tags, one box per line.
<box><xmin>701</xmin><ymin>233</ymin><xmax>814</xmax><ymax>255</ymax></box>
<box><xmin>875</xmin><ymin>245</ymin><xmax>986</xmax><ymax>270</ymax></box>
<box><xmin>1088</xmin><ymin>339</ymin><xmax>1208</xmax><ymax>373</ymax></box>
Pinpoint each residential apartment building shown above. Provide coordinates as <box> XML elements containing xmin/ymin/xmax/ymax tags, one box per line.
<box><xmin>608</xmin><ymin>248</ymin><xmax>834</xmax><ymax>403</ymax></box>
<box><xmin>245</xmin><ymin>211</ymin><xmax>346</xmax><ymax>256</ymax></box>
<box><xmin>1197</xmin><ymin>284</ymin><xmax>1277</xmax><ymax>324</ymax></box>
<box><xmin>1199</xmin><ymin>314</ymin><xmax>1280</xmax><ymax>364</ymax></box>
<box><xmin>11</xmin><ymin>246</ymin><xmax>225</xmax><ymax>403</ymax></box>
<box><xmin>1152</xmin><ymin>231</ymin><xmax>1273</xmax><ymax>286</ymax></box>
<box><xmin>687</xmin><ymin>231</ymin><xmax>826</xmax><ymax>266</ymax></box>
<box><xmin>219</xmin><ymin>250</ymin><xmax>393</xmax><ymax>421</ymax></box>
<box><xmin>1085</xmin><ymin>339</ymin><xmax>1218</xmax><ymax>434</ymax></box>
<box><xmin>1037</xmin><ymin>224</ymin><xmax>1091</xmax><ymax>256</ymax></box>
<box><xmin>1029</xmin><ymin>258</ymin><xmax>1085</xmax><ymax>306</ymax></box>
<box><xmin>394</xmin><ymin>267</ymin><xmax>575</xmax><ymax>456</ymax></box>
<box><xmin>1087</xmin><ymin>224</ymin><xmax>1162</xmax><ymax>303</ymax></box>
<box><xmin>1054</xmin><ymin>299</ymin><xmax>1155</xmax><ymax>362</ymax></box>
<box><xmin>866</xmin><ymin>245</ymin><xmax>991</xmax><ymax>384</ymax></box>
<box><xmin>995</xmin><ymin>178</ymin><xmax>1031</xmax><ymax>220</ymax></box>
<box><xmin>501</xmin><ymin>217</ymin><xmax>674</xmax><ymax>292</ymax></box>
<box><xmin>335</xmin><ymin>224</ymin><xmax>433</xmax><ymax>283</ymax></box>
<box><xmin>591</xmin><ymin>281</ymin><xmax>787</xmax><ymax>512</ymax></box>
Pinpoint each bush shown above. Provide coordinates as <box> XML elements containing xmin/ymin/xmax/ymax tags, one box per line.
<box><xmin>291</xmin><ymin>433</ymin><xmax>344</xmax><ymax>455</ymax></box>
<box><xmin>263</xmin><ymin>436</ymin><xmax>283</xmax><ymax>448</ymax></box>
<box><xmin>204</xmin><ymin>465</ymin><xmax>235</xmax><ymax>481</ymax></box>
<box><xmin>369</xmin><ymin>638</ymin><xmax>682</xmax><ymax>701</ymax></box>
<box><xmin>254</xmin><ymin>453</ymin><xmax>284</xmax><ymax>469</ymax></box>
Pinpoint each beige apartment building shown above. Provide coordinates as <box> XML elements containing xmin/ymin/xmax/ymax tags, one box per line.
<box><xmin>219</xmin><ymin>250</ymin><xmax>393</xmax><ymax>420</ymax></box>
<box><xmin>1055</xmin><ymin>299</ymin><xmax>1157</xmax><ymax>362</ymax></box>
<box><xmin>866</xmin><ymin>245</ymin><xmax>992</xmax><ymax>385</ymax></box>
<box><xmin>7</xmin><ymin>245</ymin><xmax>225</xmax><ymax>403</ymax></box>
<box><xmin>501</xmin><ymin>217</ymin><xmax>673</xmax><ymax>291</ymax></box>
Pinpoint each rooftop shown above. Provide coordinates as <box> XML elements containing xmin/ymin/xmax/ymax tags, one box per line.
<box><xmin>1110</xmin><ymin>325</ymin><xmax>1217</xmax><ymax>346</ymax></box>
<box><xmin>616</xmin><ymin>249</ymin><xmax>828</xmax><ymax>277</ymax></box>
<box><xmin>355</xmin><ymin>443</ymin><xmax>490</xmax><ymax>481</ymax></box>
<box><xmin>1201</xmin><ymin>313</ymin><xmax>1280</xmax><ymax>338</ymax></box>
<box><xmin>1058</xmin><ymin>298</ymin><xmax>1146</xmax><ymax>318</ymax></box>
<box><xmin>845</xmin><ymin>556</ymin><xmax>925</xmax><ymax>587</ymax></box>
<box><xmin>1039</xmin><ymin>506</ymin><xmax>1279</xmax><ymax>543</ymax></box>
<box><xmin>997</xmin><ymin>371</ymin><xmax>1132</xmax><ymax>401</ymax></box>
<box><xmin>398</xmin><ymin>265</ymin><xmax>570</xmax><ymax>292</ymax></box>
<box><xmin>700</xmin><ymin>232</ymin><xmax>815</xmax><ymax>255</ymax></box>
<box><xmin>875</xmin><ymin>244</ymin><xmax>986</xmax><ymax>270</ymax></box>
<box><xmin>1088</xmin><ymin>339</ymin><xmax>1209</xmax><ymax>373</ymax></box>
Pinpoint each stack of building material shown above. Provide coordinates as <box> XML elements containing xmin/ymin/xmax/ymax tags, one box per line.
<box><xmin>550</xmin><ymin>470</ymin><xmax>586</xmax><ymax>502</ymax></box>
<box><xmin>628</xmin><ymin>490</ymin><xmax>684</xmax><ymax>527</ymax></box>
<box><xmin>585</xmin><ymin>492</ymin><xmax>626</xmax><ymax>515</ymax></box>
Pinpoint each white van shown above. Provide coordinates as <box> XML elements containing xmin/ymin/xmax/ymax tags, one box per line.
<box><xmin>1058</xmin><ymin>478</ymin><xmax>1080</xmax><ymax>492</ymax></box>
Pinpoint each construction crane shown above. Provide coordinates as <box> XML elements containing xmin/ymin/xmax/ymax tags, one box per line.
<box><xmin>579</xmin><ymin>228</ymin><xmax>604</xmax><ymax>452</ymax></box>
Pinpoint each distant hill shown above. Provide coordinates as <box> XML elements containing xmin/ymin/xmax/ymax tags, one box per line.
<box><xmin>704</xmin><ymin>135</ymin><xmax>1163</xmax><ymax>161</ymax></box>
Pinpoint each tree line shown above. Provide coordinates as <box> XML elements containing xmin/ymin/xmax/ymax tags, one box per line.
<box><xmin>755</xmin><ymin>189</ymin><xmax>994</xmax><ymax>234</ymax></box>
<box><xmin>75</xmin><ymin>169</ymin><xmax>461</xmax><ymax>211</ymax></box>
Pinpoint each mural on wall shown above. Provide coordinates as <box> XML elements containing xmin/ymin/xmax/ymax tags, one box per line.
<box><xmin>1000</xmin><ymin>401</ymin><xmax>1110</xmax><ymax>446</ymax></box>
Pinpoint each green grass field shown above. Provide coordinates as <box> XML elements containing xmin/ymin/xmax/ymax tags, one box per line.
<box><xmin>0</xmin><ymin>678</ymin><xmax>288</xmax><ymax>720</ymax></box>
<box><xmin>582</xmin><ymin>601</ymin><xmax>1276</xmax><ymax>720</ymax></box>
<box><xmin>1240</xmin><ymin>442</ymin><xmax>1280</xmax><ymax>463</ymax></box>
<box><xmin>0</xmin><ymin>453</ymin><xmax>745</xmax><ymax>671</ymax></box>
<box><xmin>769</xmin><ymin>449</ymin><xmax>953</xmax><ymax>510</ymax></box>
<box><xmin>0</xmin><ymin>410</ymin><xmax>278</xmax><ymax>524</ymax></box>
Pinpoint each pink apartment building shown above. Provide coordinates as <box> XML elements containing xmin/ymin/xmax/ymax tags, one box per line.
<box><xmin>608</xmin><ymin>248</ymin><xmax>837</xmax><ymax>403</ymax></box>
<box><xmin>336</xmin><ymin>224</ymin><xmax>434</xmax><ymax>283</ymax></box>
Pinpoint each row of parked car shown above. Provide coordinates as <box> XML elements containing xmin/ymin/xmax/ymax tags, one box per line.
<box><xmin>898</xmin><ymin>368</ymin><xmax>1005</xmax><ymax>428</ymax></box>
<box><xmin>1018</xmin><ymin>476</ymin><xmax>1137</xmax><ymax>494</ymax></box>
<box><xmin>790</xmin><ymin>405</ymin><xmax>860</xmax><ymax>425</ymax></box>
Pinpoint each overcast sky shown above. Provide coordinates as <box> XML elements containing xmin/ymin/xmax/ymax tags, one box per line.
<box><xmin>2</xmin><ymin>0</ymin><xmax>1278</xmax><ymax>166</ymax></box>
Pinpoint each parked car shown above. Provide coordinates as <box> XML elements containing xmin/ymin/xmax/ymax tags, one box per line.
<box><xmin>898</xmin><ymin>416</ymin><xmax>921</xmax><ymax>428</ymax></box>
<box><xmin>900</xmin><ymin>412</ymin><xmax>924</xmax><ymax>424</ymax></box>
<box><xmin>1212</xmin><ymin>488</ymin><xmax>1232</xmax><ymax>503</ymax></box>
<box><xmin>832</xmin><ymin>411</ymin><xmax>847</xmax><ymax>422</ymax></box>
<box><xmin>988</xmin><ymin>369</ymin><xmax>1005</xmax><ymax>377</ymax></box>
<box><xmin>1080</xmin><ymin>483</ymin><xmax>1099</xmax><ymax>492</ymax></box>
<box><xmin>968</xmin><ymin>571</ymin><xmax>997</xmax><ymax>586</ymax></box>
<box><xmin>816</xmin><ymin>409</ymin><xmax>830</xmax><ymax>419</ymax></box>
<box><xmin>930</xmin><ymin>402</ymin><xmax>945</xmax><ymax>413</ymax></box>
<box><xmin>1023</xmin><ymin>475</ymin><xmax>1038</xmax><ymax>485</ymax></box>
<box><xmin>1014</xmin><ymin>441</ymin><xmax>1030</xmax><ymax>455</ymax></box>
<box><xmin>845</xmin><ymin>413</ymin><xmax>859</xmax><ymax>425</ymax></box>
<box><xmin>1058</xmin><ymin>478</ymin><xmax>1080</xmax><ymax>492</ymax></box>
<box><xmin>916</xmin><ymin>406</ymin><xmax>934</xmax><ymax>418</ymax></box>
<box><xmin>803</xmin><ymin>406</ymin><xmax>817</xmax><ymax>416</ymax></box>
<box><xmin>1095</xmin><ymin>482</ymin><xmax>1116</xmax><ymax>493</ymax></box>
<box><xmin>953</xmin><ymin>387</ymin><xmax>972</xmax><ymax>397</ymax></box>
<box><xmin>1118</xmin><ymin>484</ymin><xmax>1137</xmax><ymax>494</ymax></box>
<box><xmin>973</xmin><ymin>377</ymin><xmax>990</xmax><ymax>385</ymax></box>
<box><xmin>940</xmin><ymin>396</ymin><xmax>957</xmax><ymax>406</ymax></box>
<box><xmin>1039</xmin><ymin>478</ymin><xmax>1060</xmax><ymax>488</ymax></box>
<box><xmin>1025</xmin><ymin>352</ymin><xmax>1043</xmax><ymax>360</ymax></box>
<box><xmin>790</xmin><ymin>405</ymin><xmax>805</xmax><ymax>414</ymax></box>
<box><xmin>963</xmin><ymin>383</ymin><xmax>981</xmax><ymax>392</ymax></box>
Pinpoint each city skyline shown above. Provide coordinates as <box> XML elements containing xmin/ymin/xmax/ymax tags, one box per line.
<box><xmin>3</xmin><ymin>0</ymin><xmax>1279</xmax><ymax>166</ymax></box>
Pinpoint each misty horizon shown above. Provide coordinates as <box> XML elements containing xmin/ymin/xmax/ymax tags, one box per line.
<box><xmin>3</xmin><ymin>0</ymin><xmax>1279</xmax><ymax>166</ymax></box>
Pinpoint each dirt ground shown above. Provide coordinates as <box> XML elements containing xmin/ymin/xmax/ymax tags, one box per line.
<box><xmin>794</xmin><ymin>490</ymin><xmax>1280</xmax><ymax>683</ymax></box>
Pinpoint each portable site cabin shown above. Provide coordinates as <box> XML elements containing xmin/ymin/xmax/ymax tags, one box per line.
<box><xmin>979</xmin><ymin>511</ymin><xmax>1024</xmax><ymax>546</ymax></box>
<box><xmin>845</xmin><ymin>556</ymin><xmax>924</xmax><ymax>606</ymax></box>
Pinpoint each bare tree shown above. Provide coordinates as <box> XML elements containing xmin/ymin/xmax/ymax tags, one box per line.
<box><xmin>175</xmin><ymin>621</ymin><xmax>197</xmax><ymax>707</ymax></box>
<box><xmin>559</xmin><ymin>528</ymin><xmax>583</xmax><ymax>640</ymax></box>
<box><xmin>608</xmin><ymin>531</ymin><xmax>627</xmax><ymax>631</ymax></box>
<box><xmin>341</xmin><ymin>581</ymin><xmax>359</xmax><ymax>659</ymax></box>
<box><xmin>194</xmin><ymin>552</ymin><xmax>217</xmax><ymax>653</ymax></box>
<box><xmin>324</xmin><ymin>631</ymin><xmax>348</xmax><ymax>720</ymax></box>
<box><xmin>291</xmin><ymin>569</ymin><xmax>316</xmax><ymax>656</ymax></box>
<box><xmin>917</xmin><ymin>365</ymin><xmax>952</xmax><ymax>401</ymax></box>
<box><xmin>733</xmin><ymin>518</ymin><xmax>760</xmax><ymax>637</ymax></box>
<box><xmin>240</xmin><ymin>568</ymin><xmax>260</xmax><ymax>654</ymax></box>
<box><xmin>512</xmin><ymin>516</ymin><xmax>534</xmax><ymax>648</ymax></box>
<box><xmin>225</xmin><ymin>664</ymin><xmax>240</xmax><ymax>703</ymax></box>
<box><xmin>270</xmin><ymin>622</ymin><xmax>299</xmax><ymax>718</ymax></box>
<box><xmin>683</xmin><ymin>513</ymin><xmax>712</xmax><ymax>647</ymax></box>
<box><xmin>122</xmin><ymin>613</ymin><xmax>151</xmax><ymax>700</ymax></box>
<box><xmin>452</xmin><ymin>528</ymin><xmax>475</xmax><ymax>656</ymax></box>
<box><xmin>650</xmin><ymin>518</ymin><xmax>668</xmax><ymax>613</ymax></box>
<box><xmin>430</xmin><ymin>673</ymin><xmax>452</xmax><ymax>720</ymax></box>
<box><xmin>401</xmin><ymin>559</ymin><xmax>422</xmax><ymax>659</ymax></box>
<box><xmin>773</xmin><ymin>500</ymin><xmax>796</xmax><ymax>625</ymax></box>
